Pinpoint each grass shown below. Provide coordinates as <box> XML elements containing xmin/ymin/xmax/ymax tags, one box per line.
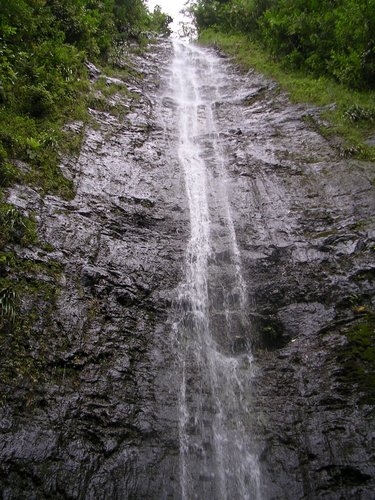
<box><xmin>198</xmin><ymin>30</ymin><xmax>375</xmax><ymax>161</ymax></box>
<box><xmin>87</xmin><ymin>76</ymin><xmax>138</xmax><ymax>120</ymax></box>
<box><xmin>0</xmin><ymin>95</ymin><xmax>87</xmax><ymax>200</ymax></box>
<box><xmin>0</xmin><ymin>200</ymin><xmax>38</xmax><ymax>248</ymax></box>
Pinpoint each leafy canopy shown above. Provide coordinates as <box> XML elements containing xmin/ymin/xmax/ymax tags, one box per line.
<box><xmin>190</xmin><ymin>0</ymin><xmax>375</xmax><ymax>89</ymax></box>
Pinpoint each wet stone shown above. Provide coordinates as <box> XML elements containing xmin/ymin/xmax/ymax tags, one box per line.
<box><xmin>1</xmin><ymin>37</ymin><xmax>374</xmax><ymax>500</ymax></box>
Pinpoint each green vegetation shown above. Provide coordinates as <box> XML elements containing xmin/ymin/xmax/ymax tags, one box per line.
<box><xmin>0</xmin><ymin>201</ymin><xmax>36</xmax><ymax>247</ymax></box>
<box><xmin>191</xmin><ymin>0</ymin><xmax>375</xmax><ymax>89</ymax></box>
<box><xmin>191</xmin><ymin>1</ymin><xmax>375</xmax><ymax>160</ymax></box>
<box><xmin>0</xmin><ymin>191</ymin><xmax>59</xmax><ymax>394</ymax></box>
<box><xmin>338</xmin><ymin>313</ymin><xmax>375</xmax><ymax>404</ymax></box>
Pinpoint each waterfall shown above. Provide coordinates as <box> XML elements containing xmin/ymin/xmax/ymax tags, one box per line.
<box><xmin>167</xmin><ymin>40</ymin><xmax>262</xmax><ymax>500</ymax></box>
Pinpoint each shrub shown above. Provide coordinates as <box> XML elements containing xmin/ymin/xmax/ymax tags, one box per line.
<box><xmin>22</xmin><ymin>85</ymin><xmax>54</xmax><ymax>118</ymax></box>
<box><xmin>344</xmin><ymin>105</ymin><xmax>375</xmax><ymax>123</ymax></box>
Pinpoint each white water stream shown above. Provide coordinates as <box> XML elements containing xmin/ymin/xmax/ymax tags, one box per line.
<box><xmin>166</xmin><ymin>40</ymin><xmax>262</xmax><ymax>500</ymax></box>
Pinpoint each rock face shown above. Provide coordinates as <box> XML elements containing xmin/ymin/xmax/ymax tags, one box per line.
<box><xmin>0</xmin><ymin>39</ymin><xmax>186</xmax><ymax>498</ymax></box>
<box><xmin>0</xmin><ymin>38</ymin><xmax>374</xmax><ymax>499</ymax></box>
<box><xmin>214</xmin><ymin>62</ymin><xmax>375</xmax><ymax>498</ymax></box>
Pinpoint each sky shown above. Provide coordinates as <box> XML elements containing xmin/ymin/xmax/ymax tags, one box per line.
<box><xmin>146</xmin><ymin>0</ymin><xmax>192</xmax><ymax>35</ymax></box>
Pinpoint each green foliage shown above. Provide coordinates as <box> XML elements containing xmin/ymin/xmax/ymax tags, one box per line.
<box><xmin>0</xmin><ymin>202</ymin><xmax>38</xmax><ymax>249</ymax></box>
<box><xmin>344</xmin><ymin>105</ymin><xmax>375</xmax><ymax>124</ymax></box>
<box><xmin>338</xmin><ymin>313</ymin><xmax>375</xmax><ymax>404</ymax></box>
<box><xmin>149</xmin><ymin>5</ymin><xmax>173</xmax><ymax>36</ymax></box>
<box><xmin>192</xmin><ymin>0</ymin><xmax>375</xmax><ymax>90</ymax></box>
<box><xmin>113</xmin><ymin>0</ymin><xmax>151</xmax><ymax>39</ymax></box>
<box><xmin>24</xmin><ymin>85</ymin><xmax>55</xmax><ymax>118</ymax></box>
<box><xmin>0</xmin><ymin>162</ymin><xmax>20</xmax><ymax>188</ymax></box>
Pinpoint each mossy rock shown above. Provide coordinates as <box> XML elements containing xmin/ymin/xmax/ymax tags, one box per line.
<box><xmin>337</xmin><ymin>313</ymin><xmax>375</xmax><ymax>404</ymax></box>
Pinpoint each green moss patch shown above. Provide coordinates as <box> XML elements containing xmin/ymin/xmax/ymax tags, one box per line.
<box><xmin>337</xmin><ymin>314</ymin><xmax>375</xmax><ymax>404</ymax></box>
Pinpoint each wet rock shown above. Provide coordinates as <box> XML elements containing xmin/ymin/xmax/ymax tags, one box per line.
<box><xmin>215</xmin><ymin>52</ymin><xmax>375</xmax><ymax>498</ymax></box>
<box><xmin>365</xmin><ymin>135</ymin><xmax>375</xmax><ymax>146</ymax></box>
<box><xmin>0</xmin><ymin>38</ymin><xmax>374</xmax><ymax>500</ymax></box>
<box><xmin>85</xmin><ymin>61</ymin><xmax>101</xmax><ymax>81</ymax></box>
<box><xmin>0</xmin><ymin>39</ymin><xmax>186</xmax><ymax>499</ymax></box>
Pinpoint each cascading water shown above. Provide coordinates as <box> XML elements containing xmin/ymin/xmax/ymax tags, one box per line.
<box><xmin>165</xmin><ymin>40</ymin><xmax>262</xmax><ymax>500</ymax></box>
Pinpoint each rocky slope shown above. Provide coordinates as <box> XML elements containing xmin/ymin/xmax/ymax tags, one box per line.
<box><xmin>0</xmin><ymin>38</ymin><xmax>374</xmax><ymax>499</ymax></box>
<box><xmin>218</xmin><ymin>64</ymin><xmax>375</xmax><ymax>499</ymax></box>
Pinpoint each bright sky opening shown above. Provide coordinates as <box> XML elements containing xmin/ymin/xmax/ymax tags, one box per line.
<box><xmin>147</xmin><ymin>0</ymin><xmax>193</xmax><ymax>36</ymax></box>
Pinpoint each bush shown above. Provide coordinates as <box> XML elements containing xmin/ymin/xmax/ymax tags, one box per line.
<box><xmin>344</xmin><ymin>105</ymin><xmax>375</xmax><ymax>123</ymax></box>
<box><xmin>193</xmin><ymin>0</ymin><xmax>375</xmax><ymax>90</ymax></box>
<box><xmin>0</xmin><ymin>163</ymin><xmax>20</xmax><ymax>188</ymax></box>
<box><xmin>23</xmin><ymin>85</ymin><xmax>54</xmax><ymax>117</ymax></box>
<box><xmin>0</xmin><ymin>203</ymin><xmax>37</xmax><ymax>248</ymax></box>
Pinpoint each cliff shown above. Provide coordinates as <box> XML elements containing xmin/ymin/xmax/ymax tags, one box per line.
<box><xmin>0</xmin><ymin>38</ymin><xmax>374</xmax><ymax>499</ymax></box>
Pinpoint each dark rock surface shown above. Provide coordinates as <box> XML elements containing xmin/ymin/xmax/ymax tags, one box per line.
<box><xmin>212</xmin><ymin>58</ymin><xmax>375</xmax><ymax>499</ymax></box>
<box><xmin>0</xmin><ymin>39</ymin><xmax>187</xmax><ymax>498</ymax></box>
<box><xmin>0</xmin><ymin>39</ymin><xmax>374</xmax><ymax>499</ymax></box>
